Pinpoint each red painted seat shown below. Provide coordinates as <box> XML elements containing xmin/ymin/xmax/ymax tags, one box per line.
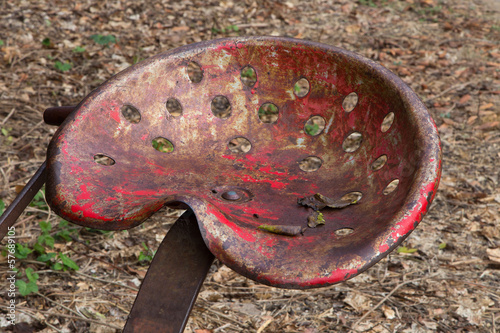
<box><xmin>46</xmin><ymin>37</ymin><xmax>441</xmax><ymax>289</ymax></box>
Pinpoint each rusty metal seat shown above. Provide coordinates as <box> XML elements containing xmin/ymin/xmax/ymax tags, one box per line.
<box><xmin>0</xmin><ymin>37</ymin><xmax>441</xmax><ymax>332</ymax></box>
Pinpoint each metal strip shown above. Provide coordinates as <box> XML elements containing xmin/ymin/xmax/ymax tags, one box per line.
<box><xmin>123</xmin><ymin>209</ymin><xmax>214</xmax><ymax>332</ymax></box>
<box><xmin>0</xmin><ymin>162</ymin><xmax>47</xmax><ymax>240</ymax></box>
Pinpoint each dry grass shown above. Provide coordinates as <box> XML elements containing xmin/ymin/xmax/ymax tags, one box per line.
<box><xmin>1</xmin><ymin>0</ymin><xmax>499</xmax><ymax>332</ymax></box>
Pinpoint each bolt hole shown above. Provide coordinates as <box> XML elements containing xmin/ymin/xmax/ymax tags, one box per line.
<box><xmin>152</xmin><ymin>137</ymin><xmax>174</xmax><ymax>153</ymax></box>
<box><xmin>342</xmin><ymin>92</ymin><xmax>358</xmax><ymax>112</ymax></box>
<box><xmin>335</xmin><ymin>227</ymin><xmax>354</xmax><ymax>236</ymax></box>
<box><xmin>341</xmin><ymin>191</ymin><xmax>362</xmax><ymax>204</ymax></box>
<box><xmin>121</xmin><ymin>105</ymin><xmax>141</xmax><ymax>123</ymax></box>
<box><xmin>381</xmin><ymin>112</ymin><xmax>395</xmax><ymax>132</ymax></box>
<box><xmin>342</xmin><ymin>132</ymin><xmax>363</xmax><ymax>152</ymax></box>
<box><xmin>294</xmin><ymin>78</ymin><xmax>310</xmax><ymax>98</ymax></box>
<box><xmin>221</xmin><ymin>190</ymin><xmax>241</xmax><ymax>201</ymax></box>
<box><xmin>241</xmin><ymin>65</ymin><xmax>257</xmax><ymax>87</ymax></box>
<box><xmin>211</xmin><ymin>189</ymin><xmax>218</xmax><ymax>194</ymax></box>
<box><xmin>211</xmin><ymin>95</ymin><xmax>232</xmax><ymax>119</ymax></box>
<box><xmin>299</xmin><ymin>156</ymin><xmax>322</xmax><ymax>172</ymax></box>
<box><xmin>228</xmin><ymin>137</ymin><xmax>251</xmax><ymax>154</ymax></box>
<box><xmin>94</xmin><ymin>154</ymin><xmax>115</xmax><ymax>166</ymax></box>
<box><xmin>383</xmin><ymin>179</ymin><xmax>400</xmax><ymax>195</ymax></box>
<box><xmin>253</xmin><ymin>214</ymin><xmax>259</xmax><ymax>219</ymax></box>
<box><xmin>371</xmin><ymin>155</ymin><xmax>388</xmax><ymax>171</ymax></box>
<box><xmin>166</xmin><ymin>98</ymin><xmax>183</xmax><ymax>117</ymax></box>
<box><xmin>187</xmin><ymin>61</ymin><xmax>203</xmax><ymax>83</ymax></box>
<box><xmin>258</xmin><ymin>102</ymin><xmax>279</xmax><ymax>123</ymax></box>
<box><xmin>304</xmin><ymin>116</ymin><xmax>326</xmax><ymax>136</ymax></box>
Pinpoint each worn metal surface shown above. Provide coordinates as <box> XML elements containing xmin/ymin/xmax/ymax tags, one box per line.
<box><xmin>43</xmin><ymin>106</ymin><xmax>76</xmax><ymax>126</ymax></box>
<box><xmin>0</xmin><ymin>162</ymin><xmax>47</xmax><ymax>240</ymax></box>
<box><xmin>123</xmin><ymin>209</ymin><xmax>214</xmax><ymax>333</ymax></box>
<box><xmin>46</xmin><ymin>36</ymin><xmax>442</xmax><ymax>288</ymax></box>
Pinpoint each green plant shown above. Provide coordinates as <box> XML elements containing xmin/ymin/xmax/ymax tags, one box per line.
<box><xmin>0</xmin><ymin>40</ymin><xmax>4</xmax><ymax>46</ymax></box>
<box><xmin>14</xmin><ymin>243</ymin><xmax>33</xmax><ymax>259</ymax></box>
<box><xmin>54</xmin><ymin>61</ymin><xmax>73</xmax><ymax>72</ymax></box>
<box><xmin>212</xmin><ymin>24</ymin><xmax>240</xmax><ymax>35</ymax></box>
<box><xmin>42</xmin><ymin>38</ymin><xmax>51</xmax><ymax>47</ymax></box>
<box><xmin>15</xmin><ymin>268</ymin><xmax>39</xmax><ymax>296</ymax></box>
<box><xmin>0</xmin><ymin>199</ymin><xmax>4</xmax><ymax>215</ymax></box>
<box><xmin>90</xmin><ymin>34</ymin><xmax>116</xmax><ymax>46</ymax></box>
<box><xmin>397</xmin><ymin>246</ymin><xmax>418</xmax><ymax>254</ymax></box>
<box><xmin>138</xmin><ymin>242</ymin><xmax>155</xmax><ymax>263</ymax></box>
<box><xmin>72</xmin><ymin>46</ymin><xmax>85</xmax><ymax>53</ymax></box>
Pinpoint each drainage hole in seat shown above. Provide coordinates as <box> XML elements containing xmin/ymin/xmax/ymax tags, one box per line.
<box><xmin>304</xmin><ymin>116</ymin><xmax>326</xmax><ymax>136</ymax></box>
<box><xmin>341</xmin><ymin>191</ymin><xmax>362</xmax><ymax>204</ymax></box>
<box><xmin>187</xmin><ymin>61</ymin><xmax>203</xmax><ymax>83</ymax></box>
<box><xmin>241</xmin><ymin>65</ymin><xmax>257</xmax><ymax>87</ymax></box>
<box><xmin>299</xmin><ymin>156</ymin><xmax>322</xmax><ymax>172</ymax></box>
<box><xmin>371</xmin><ymin>155</ymin><xmax>388</xmax><ymax>171</ymax></box>
<box><xmin>343</xmin><ymin>132</ymin><xmax>363</xmax><ymax>152</ymax></box>
<box><xmin>121</xmin><ymin>105</ymin><xmax>141</xmax><ymax>123</ymax></box>
<box><xmin>152</xmin><ymin>137</ymin><xmax>174</xmax><ymax>153</ymax></box>
<box><xmin>381</xmin><ymin>112</ymin><xmax>395</xmax><ymax>132</ymax></box>
<box><xmin>228</xmin><ymin>137</ymin><xmax>251</xmax><ymax>154</ymax></box>
<box><xmin>294</xmin><ymin>78</ymin><xmax>310</xmax><ymax>98</ymax></box>
<box><xmin>212</xmin><ymin>95</ymin><xmax>232</xmax><ymax>119</ymax></box>
<box><xmin>342</xmin><ymin>92</ymin><xmax>358</xmax><ymax>113</ymax></box>
<box><xmin>383</xmin><ymin>179</ymin><xmax>400</xmax><ymax>195</ymax></box>
<box><xmin>258</xmin><ymin>103</ymin><xmax>279</xmax><ymax>123</ymax></box>
<box><xmin>94</xmin><ymin>154</ymin><xmax>115</xmax><ymax>166</ymax></box>
<box><xmin>166</xmin><ymin>98</ymin><xmax>183</xmax><ymax>117</ymax></box>
<box><xmin>335</xmin><ymin>227</ymin><xmax>354</xmax><ymax>236</ymax></box>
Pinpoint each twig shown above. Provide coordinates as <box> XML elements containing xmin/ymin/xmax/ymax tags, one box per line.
<box><xmin>75</xmin><ymin>271</ymin><xmax>139</xmax><ymax>291</ymax></box>
<box><xmin>424</xmin><ymin>80</ymin><xmax>478</xmax><ymax>103</ymax></box>
<box><xmin>1</xmin><ymin>107</ymin><xmax>16</xmax><ymax>125</ymax></box>
<box><xmin>37</xmin><ymin>308</ymin><xmax>123</xmax><ymax>329</ymax></box>
<box><xmin>353</xmin><ymin>274</ymin><xmax>437</xmax><ymax>329</ymax></box>
<box><xmin>15</xmin><ymin>308</ymin><xmax>64</xmax><ymax>333</ymax></box>
<box><xmin>35</xmin><ymin>292</ymin><xmax>86</xmax><ymax>319</ymax></box>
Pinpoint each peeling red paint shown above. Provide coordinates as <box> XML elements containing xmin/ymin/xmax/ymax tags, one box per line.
<box><xmin>207</xmin><ymin>205</ymin><xmax>256</xmax><ymax>242</ymax></box>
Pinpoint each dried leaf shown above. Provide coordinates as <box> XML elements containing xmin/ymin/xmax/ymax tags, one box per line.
<box><xmin>486</xmin><ymin>248</ymin><xmax>500</xmax><ymax>263</ymax></box>
<box><xmin>258</xmin><ymin>224</ymin><xmax>303</xmax><ymax>236</ymax></box>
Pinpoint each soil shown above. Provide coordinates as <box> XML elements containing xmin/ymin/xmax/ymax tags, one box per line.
<box><xmin>0</xmin><ymin>0</ymin><xmax>499</xmax><ymax>332</ymax></box>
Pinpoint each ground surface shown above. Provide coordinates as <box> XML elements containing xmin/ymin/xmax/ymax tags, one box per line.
<box><xmin>0</xmin><ymin>0</ymin><xmax>499</xmax><ymax>332</ymax></box>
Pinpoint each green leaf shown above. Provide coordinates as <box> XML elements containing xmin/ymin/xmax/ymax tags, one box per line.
<box><xmin>72</xmin><ymin>46</ymin><xmax>85</xmax><ymax>53</ymax></box>
<box><xmin>56</xmin><ymin>229</ymin><xmax>72</xmax><ymax>242</ymax></box>
<box><xmin>42</xmin><ymin>38</ymin><xmax>51</xmax><ymax>47</ymax></box>
<box><xmin>37</xmin><ymin>252</ymin><xmax>56</xmax><ymax>263</ymax></box>
<box><xmin>16</xmin><ymin>280</ymin><xmax>28</xmax><ymax>296</ymax></box>
<box><xmin>38</xmin><ymin>234</ymin><xmax>55</xmax><ymax>249</ymax></box>
<box><xmin>59</xmin><ymin>253</ymin><xmax>79</xmax><ymax>270</ymax></box>
<box><xmin>0</xmin><ymin>199</ymin><xmax>4</xmax><ymax>215</ymax></box>
<box><xmin>40</xmin><ymin>221</ymin><xmax>52</xmax><ymax>233</ymax></box>
<box><xmin>14</xmin><ymin>244</ymin><xmax>33</xmax><ymax>259</ymax></box>
<box><xmin>438</xmin><ymin>242</ymin><xmax>447</xmax><ymax>250</ymax></box>
<box><xmin>397</xmin><ymin>246</ymin><xmax>418</xmax><ymax>254</ymax></box>
<box><xmin>33</xmin><ymin>242</ymin><xmax>45</xmax><ymax>254</ymax></box>
<box><xmin>52</xmin><ymin>262</ymin><xmax>63</xmax><ymax>271</ymax></box>
<box><xmin>54</xmin><ymin>61</ymin><xmax>73</xmax><ymax>72</ymax></box>
<box><xmin>26</xmin><ymin>268</ymin><xmax>39</xmax><ymax>283</ymax></box>
<box><xmin>0</xmin><ymin>40</ymin><xmax>4</xmax><ymax>46</ymax></box>
<box><xmin>90</xmin><ymin>34</ymin><xmax>116</xmax><ymax>46</ymax></box>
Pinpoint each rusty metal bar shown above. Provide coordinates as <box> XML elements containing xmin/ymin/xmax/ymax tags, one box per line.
<box><xmin>0</xmin><ymin>162</ymin><xmax>46</xmax><ymax>240</ymax></box>
<box><xmin>43</xmin><ymin>106</ymin><xmax>75</xmax><ymax>126</ymax></box>
<box><xmin>123</xmin><ymin>209</ymin><xmax>214</xmax><ymax>332</ymax></box>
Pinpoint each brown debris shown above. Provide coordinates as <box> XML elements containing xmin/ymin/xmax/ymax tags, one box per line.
<box><xmin>0</xmin><ymin>0</ymin><xmax>499</xmax><ymax>332</ymax></box>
